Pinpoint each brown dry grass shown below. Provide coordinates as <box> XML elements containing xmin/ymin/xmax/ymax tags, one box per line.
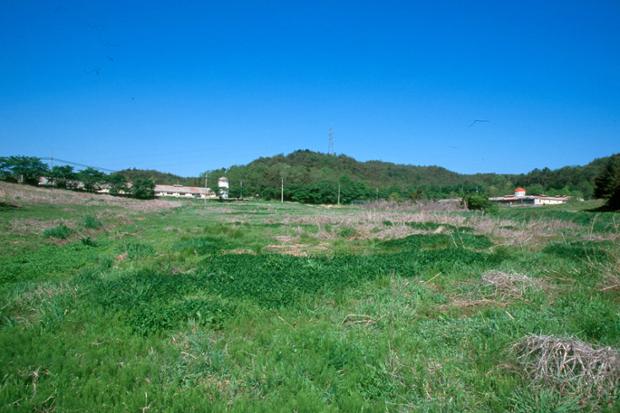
<box><xmin>513</xmin><ymin>335</ymin><xmax>620</xmax><ymax>399</ymax></box>
<box><xmin>481</xmin><ymin>270</ymin><xmax>543</xmax><ymax>298</ymax></box>
<box><xmin>0</xmin><ymin>181</ymin><xmax>181</xmax><ymax>211</ymax></box>
<box><xmin>9</xmin><ymin>218</ymin><xmax>73</xmax><ymax>235</ymax></box>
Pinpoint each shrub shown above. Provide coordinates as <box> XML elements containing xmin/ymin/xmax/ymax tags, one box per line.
<box><xmin>462</xmin><ymin>194</ymin><xmax>498</xmax><ymax>213</ymax></box>
<box><xmin>43</xmin><ymin>224</ymin><xmax>73</xmax><ymax>239</ymax></box>
<box><xmin>131</xmin><ymin>178</ymin><xmax>155</xmax><ymax>199</ymax></box>
<box><xmin>338</xmin><ymin>226</ymin><xmax>358</xmax><ymax>238</ymax></box>
<box><xmin>83</xmin><ymin>215</ymin><xmax>102</xmax><ymax>229</ymax></box>
<box><xmin>80</xmin><ymin>237</ymin><xmax>97</xmax><ymax>247</ymax></box>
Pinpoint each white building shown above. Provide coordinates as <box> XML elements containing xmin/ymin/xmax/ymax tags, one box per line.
<box><xmin>489</xmin><ymin>187</ymin><xmax>569</xmax><ymax>206</ymax></box>
<box><xmin>154</xmin><ymin>184</ymin><xmax>215</xmax><ymax>199</ymax></box>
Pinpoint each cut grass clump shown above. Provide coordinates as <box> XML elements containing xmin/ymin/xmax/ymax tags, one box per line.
<box><xmin>513</xmin><ymin>335</ymin><xmax>620</xmax><ymax>402</ymax></box>
<box><xmin>83</xmin><ymin>215</ymin><xmax>103</xmax><ymax>229</ymax></box>
<box><xmin>43</xmin><ymin>224</ymin><xmax>73</xmax><ymax>239</ymax></box>
<box><xmin>481</xmin><ymin>270</ymin><xmax>540</xmax><ymax>298</ymax></box>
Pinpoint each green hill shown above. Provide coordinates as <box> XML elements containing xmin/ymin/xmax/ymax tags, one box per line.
<box><xmin>116</xmin><ymin>150</ymin><xmax>617</xmax><ymax>203</ymax></box>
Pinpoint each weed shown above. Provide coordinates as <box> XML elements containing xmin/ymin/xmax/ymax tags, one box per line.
<box><xmin>43</xmin><ymin>224</ymin><xmax>73</xmax><ymax>239</ymax></box>
<box><xmin>83</xmin><ymin>215</ymin><xmax>103</xmax><ymax>229</ymax></box>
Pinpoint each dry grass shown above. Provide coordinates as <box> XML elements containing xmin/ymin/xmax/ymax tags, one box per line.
<box><xmin>513</xmin><ymin>335</ymin><xmax>620</xmax><ymax>399</ymax></box>
<box><xmin>9</xmin><ymin>218</ymin><xmax>73</xmax><ymax>235</ymax></box>
<box><xmin>221</xmin><ymin>248</ymin><xmax>257</xmax><ymax>255</ymax></box>
<box><xmin>437</xmin><ymin>298</ymin><xmax>506</xmax><ymax>313</ymax></box>
<box><xmin>0</xmin><ymin>181</ymin><xmax>181</xmax><ymax>211</ymax></box>
<box><xmin>481</xmin><ymin>270</ymin><xmax>542</xmax><ymax>298</ymax></box>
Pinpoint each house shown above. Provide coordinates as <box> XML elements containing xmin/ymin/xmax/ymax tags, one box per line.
<box><xmin>489</xmin><ymin>187</ymin><xmax>569</xmax><ymax>206</ymax></box>
<box><xmin>154</xmin><ymin>184</ymin><xmax>215</xmax><ymax>199</ymax></box>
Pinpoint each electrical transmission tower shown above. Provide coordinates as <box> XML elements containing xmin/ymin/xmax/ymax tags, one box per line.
<box><xmin>328</xmin><ymin>128</ymin><xmax>334</xmax><ymax>155</ymax></box>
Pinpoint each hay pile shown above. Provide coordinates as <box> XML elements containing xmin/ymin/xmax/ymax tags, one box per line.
<box><xmin>513</xmin><ymin>335</ymin><xmax>620</xmax><ymax>399</ymax></box>
<box><xmin>482</xmin><ymin>271</ymin><xmax>539</xmax><ymax>297</ymax></box>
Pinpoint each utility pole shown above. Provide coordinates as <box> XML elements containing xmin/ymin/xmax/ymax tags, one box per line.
<box><xmin>240</xmin><ymin>180</ymin><xmax>243</xmax><ymax>200</ymax></box>
<box><xmin>204</xmin><ymin>174</ymin><xmax>209</xmax><ymax>206</ymax></box>
<box><xmin>337</xmin><ymin>182</ymin><xmax>341</xmax><ymax>205</ymax></box>
<box><xmin>376</xmin><ymin>187</ymin><xmax>379</xmax><ymax>201</ymax></box>
<box><xmin>281</xmin><ymin>177</ymin><xmax>284</xmax><ymax>203</ymax></box>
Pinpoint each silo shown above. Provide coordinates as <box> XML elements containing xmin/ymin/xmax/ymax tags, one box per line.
<box><xmin>218</xmin><ymin>177</ymin><xmax>229</xmax><ymax>200</ymax></box>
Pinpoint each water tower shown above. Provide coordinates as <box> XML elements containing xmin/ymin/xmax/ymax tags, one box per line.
<box><xmin>218</xmin><ymin>177</ymin><xmax>229</xmax><ymax>200</ymax></box>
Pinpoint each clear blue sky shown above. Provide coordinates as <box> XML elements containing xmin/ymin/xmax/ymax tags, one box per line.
<box><xmin>1</xmin><ymin>1</ymin><xmax>619</xmax><ymax>176</ymax></box>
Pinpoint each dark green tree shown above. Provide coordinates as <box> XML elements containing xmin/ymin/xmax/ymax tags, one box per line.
<box><xmin>78</xmin><ymin>167</ymin><xmax>107</xmax><ymax>192</ymax></box>
<box><xmin>48</xmin><ymin>165</ymin><xmax>76</xmax><ymax>189</ymax></box>
<box><xmin>594</xmin><ymin>155</ymin><xmax>620</xmax><ymax>199</ymax></box>
<box><xmin>0</xmin><ymin>156</ymin><xmax>48</xmax><ymax>185</ymax></box>
<box><xmin>107</xmin><ymin>173</ymin><xmax>128</xmax><ymax>196</ymax></box>
<box><xmin>594</xmin><ymin>154</ymin><xmax>620</xmax><ymax>210</ymax></box>
<box><xmin>131</xmin><ymin>178</ymin><xmax>155</xmax><ymax>199</ymax></box>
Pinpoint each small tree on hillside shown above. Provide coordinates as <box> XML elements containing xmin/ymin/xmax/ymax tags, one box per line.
<box><xmin>48</xmin><ymin>165</ymin><xmax>77</xmax><ymax>188</ymax></box>
<box><xmin>107</xmin><ymin>173</ymin><xmax>128</xmax><ymax>195</ymax></box>
<box><xmin>131</xmin><ymin>178</ymin><xmax>155</xmax><ymax>199</ymax></box>
<box><xmin>78</xmin><ymin>167</ymin><xmax>107</xmax><ymax>192</ymax></box>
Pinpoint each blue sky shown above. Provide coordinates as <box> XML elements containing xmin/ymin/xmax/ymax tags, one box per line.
<box><xmin>1</xmin><ymin>1</ymin><xmax>619</xmax><ymax>176</ymax></box>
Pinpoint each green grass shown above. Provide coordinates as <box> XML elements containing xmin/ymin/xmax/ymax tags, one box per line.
<box><xmin>42</xmin><ymin>224</ymin><xmax>73</xmax><ymax>239</ymax></box>
<box><xmin>1</xmin><ymin>196</ymin><xmax>618</xmax><ymax>412</ymax></box>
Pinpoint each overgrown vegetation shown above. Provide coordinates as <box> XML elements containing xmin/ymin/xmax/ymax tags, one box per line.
<box><xmin>0</xmin><ymin>184</ymin><xmax>618</xmax><ymax>412</ymax></box>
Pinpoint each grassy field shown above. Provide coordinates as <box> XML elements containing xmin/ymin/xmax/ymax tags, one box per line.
<box><xmin>1</xmin><ymin>182</ymin><xmax>618</xmax><ymax>412</ymax></box>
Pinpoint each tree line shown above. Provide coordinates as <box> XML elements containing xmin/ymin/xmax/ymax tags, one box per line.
<box><xmin>204</xmin><ymin>150</ymin><xmax>619</xmax><ymax>207</ymax></box>
<box><xmin>2</xmin><ymin>151</ymin><xmax>619</xmax><ymax>209</ymax></box>
<box><xmin>0</xmin><ymin>156</ymin><xmax>155</xmax><ymax>199</ymax></box>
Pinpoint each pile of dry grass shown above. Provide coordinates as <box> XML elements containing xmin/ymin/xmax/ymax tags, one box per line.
<box><xmin>482</xmin><ymin>271</ymin><xmax>541</xmax><ymax>298</ymax></box>
<box><xmin>513</xmin><ymin>335</ymin><xmax>620</xmax><ymax>399</ymax></box>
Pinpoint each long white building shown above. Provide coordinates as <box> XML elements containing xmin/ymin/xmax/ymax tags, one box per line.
<box><xmin>154</xmin><ymin>184</ymin><xmax>215</xmax><ymax>199</ymax></box>
<box><xmin>489</xmin><ymin>187</ymin><xmax>569</xmax><ymax>206</ymax></box>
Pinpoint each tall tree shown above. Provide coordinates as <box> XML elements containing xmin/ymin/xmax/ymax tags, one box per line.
<box><xmin>0</xmin><ymin>156</ymin><xmax>48</xmax><ymax>185</ymax></box>
<box><xmin>78</xmin><ymin>167</ymin><xmax>106</xmax><ymax>192</ymax></box>
<box><xmin>48</xmin><ymin>165</ymin><xmax>77</xmax><ymax>189</ymax></box>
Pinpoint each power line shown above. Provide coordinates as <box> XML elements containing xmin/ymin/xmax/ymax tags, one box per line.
<box><xmin>40</xmin><ymin>157</ymin><xmax>117</xmax><ymax>173</ymax></box>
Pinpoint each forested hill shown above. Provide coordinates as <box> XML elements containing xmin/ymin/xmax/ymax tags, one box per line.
<box><xmin>118</xmin><ymin>150</ymin><xmax>617</xmax><ymax>202</ymax></box>
<box><xmin>205</xmin><ymin>150</ymin><xmax>614</xmax><ymax>202</ymax></box>
<box><xmin>116</xmin><ymin>168</ymin><xmax>203</xmax><ymax>187</ymax></box>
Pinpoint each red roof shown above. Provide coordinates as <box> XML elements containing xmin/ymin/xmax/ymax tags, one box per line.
<box><xmin>515</xmin><ymin>187</ymin><xmax>526</xmax><ymax>192</ymax></box>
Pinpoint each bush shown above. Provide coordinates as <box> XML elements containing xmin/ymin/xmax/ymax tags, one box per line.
<box><xmin>81</xmin><ymin>237</ymin><xmax>98</xmax><ymax>247</ymax></box>
<box><xmin>462</xmin><ymin>194</ymin><xmax>498</xmax><ymax>213</ymax></box>
<box><xmin>83</xmin><ymin>215</ymin><xmax>103</xmax><ymax>229</ymax></box>
<box><xmin>43</xmin><ymin>224</ymin><xmax>73</xmax><ymax>239</ymax></box>
<box><xmin>131</xmin><ymin>178</ymin><xmax>155</xmax><ymax>199</ymax></box>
